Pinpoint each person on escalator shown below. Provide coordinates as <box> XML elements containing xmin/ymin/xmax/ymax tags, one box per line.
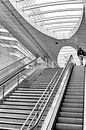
<box><xmin>77</xmin><ymin>46</ymin><xmax>84</xmax><ymax>65</ymax></box>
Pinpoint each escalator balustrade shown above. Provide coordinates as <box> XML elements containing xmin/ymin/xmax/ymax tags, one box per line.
<box><xmin>55</xmin><ymin>66</ymin><xmax>84</xmax><ymax>130</ymax></box>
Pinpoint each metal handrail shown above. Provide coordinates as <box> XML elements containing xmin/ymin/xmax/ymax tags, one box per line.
<box><xmin>83</xmin><ymin>65</ymin><xmax>86</xmax><ymax>130</ymax></box>
<box><xmin>20</xmin><ymin>55</ymin><xmax>73</xmax><ymax>130</ymax></box>
<box><xmin>20</xmin><ymin>66</ymin><xmax>60</xmax><ymax>130</ymax></box>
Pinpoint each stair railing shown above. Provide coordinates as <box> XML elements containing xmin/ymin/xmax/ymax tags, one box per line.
<box><xmin>0</xmin><ymin>58</ymin><xmax>39</xmax><ymax>101</ymax></box>
<box><xmin>20</xmin><ymin>65</ymin><xmax>61</xmax><ymax>130</ymax></box>
<box><xmin>20</xmin><ymin>55</ymin><xmax>73</xmax><ymax>130</ymax></box>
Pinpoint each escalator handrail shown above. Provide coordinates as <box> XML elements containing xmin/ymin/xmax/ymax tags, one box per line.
<box><xmin>20</xmin><ymin>55</ymin><xmax>73</xmax><ymax>130</ymax></box>
<box><xmin>83</xmin><ymin>65</ymin><xmax>86</xmax><ymax>130</ymax></box>
<box><xmin>0</xmin><ymin>58</ymin><xmax>37</xmax><ymax>87</ymax></box>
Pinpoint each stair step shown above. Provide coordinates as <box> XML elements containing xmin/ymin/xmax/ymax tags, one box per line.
<box><xmin>58</xmin><ymin>117</ymin><xmax>82</xmax><ymax>124</ymax></box>
<box><xmin>5</xmin><ymin>98</ymin><xmax>38</xmax><ymax>103</ymax></box>
<box><xmin>6</xmin><ymin>97</ymin><xmax>47</xmax><ymax>103</ymax></box>
<box><xmin>0</xmin><ymin>124</ymin><xmax>21</xmax><ymax>130</ymax></box>
<box><xmin>12</xmin><ymin>93</ymin><xmax>42</xmax><ymax>96</ymax></box>
<box><xmin>0</xmin><ymin>104</ymin><xmax>34</xmax><ymax>110</ymax></box>
<box><xmin>0</xmin><ymin>118</ymin><xmax>24</xmax><ymax>125</ymax></box>
<box><xmin>56</xmin><ymin>123</ymin><xmax>82</xmax><ymax>130</ymax></box>
<box><xmin>9</xmin><ymin>95</ymin><xmax>40</xmax><ymax>99</ymax></box>
<box><xmin>0</xmin><ymin>108</ymin><xmax>31</xmax><ymax>114</ymax></box>
<box><xmin>4</xmin><ymin>101</ymin><xmax>37</xmax><ymax>106</ymax></box>
<box><xmin>59</xmin><ymin>112</ymin><xmax>83</xmax><ymax>118</ymax></box>
<box><xmin>14</xmin><ymin>90</ymin><xmax>44</xmax><ymax>94</ymax></box>
<box><xmin>18</xmin><ymin>88</ymin><xmax>45</xmax><ymax>91</ymax></box>
<box><xmin>0</xmin><ymin>112</ymin><xmax>37</xmax><ymax>120</ymax></box>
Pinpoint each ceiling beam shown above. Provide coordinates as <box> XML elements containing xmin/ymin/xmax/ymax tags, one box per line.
<box><xmin>46</xmin><ymin>24</ymin><xmax>76</xmax><ymax>30</ymax></box>
<box><xmin>52</xmin><ymin>28</ymin><xmax>73</xmax><ymax>32</ymax></box>
<box><xmin>50</xmin><ymin>26</ymin><xmax>75</xmax><ymax>31</ymax></box>
<box><xmin>22</xmin><ymin>0</ymin><xmax>83</xmax><ymax>11</ymax></box>
<box><xmin>41</xmin><ymin>20</ymin><xmax>78</xmax><ymax>26</ymax></box>
<box><xmin>28</xmin><ymin>8</ymin><xmax>82</xmax><ymax>17</ymax></box>
<box><xmin>35</xmin><ymin>15</ymin><xmax>81</xmax><ymax>23</ymax></box>
<box><xmin>53</xmin><ymin>29</ymin><xmax>72</xmax><ymax>32</ymax></box>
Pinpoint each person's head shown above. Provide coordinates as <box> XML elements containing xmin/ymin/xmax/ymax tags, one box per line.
<box><xmin>79</xmin><ymin>47</ymin><xmax>81</xmax><ymax>50</ymax></box>
<box><xmin>77</xmin><ymin>45</ymin><xmax>82</xmax><ymax>50</ymax></box>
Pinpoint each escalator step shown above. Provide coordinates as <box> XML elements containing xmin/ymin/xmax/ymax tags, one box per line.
<box><xmin>61</xmin><ymin>107</ymin><xmax>83</xmax><ymax>113</ymax></box>
<box><xmin>56</xmin><ymin>123</ymin><xmax>82</xmax><ymax>130</ymax></box>
<box><xmin>59</xmin><ymin>112</ymin><xmax>83</xmax><ymax>118</ymax></box>
<box><xmin>65</xmin><ymin>92</ymin><xmax>83</xmax><ymax>96</ymax></box>
<box><xmin>62</xmin><ymin>102</ymin><xmax>83</xmax><ymax>108</ymax></box>
<box><xmin>58</xmin><ymin>117</ymin><xmax>82</xmax><ymax>124</ymax></box>
<box><xmin>64</xmin><ymin>95</ymin><xmax>83</xmax><ymax>99</ymax></box>
<box><xmin>66</xmin><ymin>89</ymin><xmax>83</xmax><ymax>92</ymax></box>
<box><xmin>63</xmin><ymin>99</ymin><xmax>83</xmax><ymax>103</ymax></box>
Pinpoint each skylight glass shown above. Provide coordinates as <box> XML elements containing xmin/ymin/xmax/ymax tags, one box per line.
<box><xmin>10</xmin><ymin>0</ymin><xmax>83</xmax><ymax>39</ymax></box>
<box><xmin>33</xmin><ymin>0</ymin><xmax>83</xmax><ymax>38</ymax></box>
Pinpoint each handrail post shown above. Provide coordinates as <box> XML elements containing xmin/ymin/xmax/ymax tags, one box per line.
<box><xmin>36</xmin><ymin>104</ymin><xmax>39</xmax><ymax>118</ymax></box>
<box><xmin>18</xmin><ymin>75</ymin><xmax>19</xmax><ymax>85</ymax></box>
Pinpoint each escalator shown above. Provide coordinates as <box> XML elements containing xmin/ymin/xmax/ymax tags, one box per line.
<box><xmin>54</xmin><ymin>65</ymin><xmax>84</xmax><ymax>130</ymax></box>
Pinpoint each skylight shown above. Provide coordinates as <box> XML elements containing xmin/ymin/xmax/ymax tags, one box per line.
<box><xmin>11</xmin><ymin>0</ymin><xmax>83</xmax><ymax>39</ymax></box>
<box><xmin>32</xmin><ymin>0</ymin><xmax>83</xmax><ymax>38</ymax></box>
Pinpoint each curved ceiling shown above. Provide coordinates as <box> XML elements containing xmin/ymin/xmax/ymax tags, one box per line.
<box><xmin>0</xmin><ymin>0</ymin><xmax>85</xmax><ymax>67</ymax></box>
<box><xmin>14</xmin><ymin>0</ymin><xmax>83</xmax><ymax>39</ymax></box>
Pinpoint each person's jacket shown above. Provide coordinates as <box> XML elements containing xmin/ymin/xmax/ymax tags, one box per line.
<box><xmin>77</xmin><ymin>48</ymin><xmax>84</xmax><ymax>56</ymax></box>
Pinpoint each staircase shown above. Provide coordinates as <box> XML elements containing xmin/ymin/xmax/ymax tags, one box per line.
<box><xmin>0</xmin><ymin>68</ymin><xmax>62</xmax><ymax>130</ymax></box>
<box><xmin>55</xmin><ymin>66</ymin><xmax>84</xmax><ymax>130</ymax></box>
